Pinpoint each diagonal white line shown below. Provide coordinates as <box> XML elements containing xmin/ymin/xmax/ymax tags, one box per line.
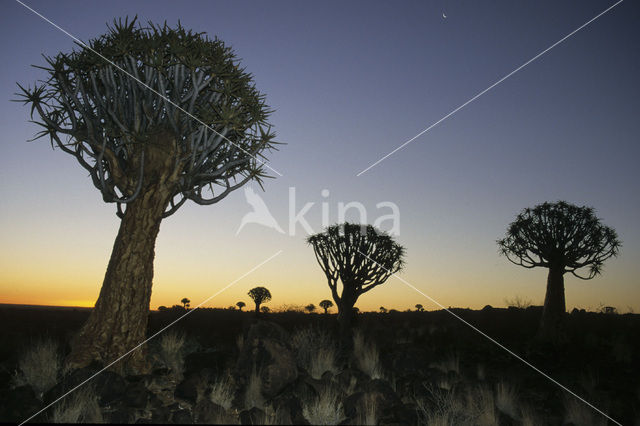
<box><xmin>356</xmin><ymin>0</ymin><xmax>623</xmax><ymax>176</ymax></box>
<box><xmin>19</xmin><ymin>250</ymin><xmax>283</xmax><ymax>425</ymax></box>
<box><xmin>15</xmin><ymin>0</ymin><xmax>283</xmax><ymax>177</ymax></box>
<box><xmin>356</xmin><ymin>249</ymin><xmax>622</xmax><ymax>426</ymax></box>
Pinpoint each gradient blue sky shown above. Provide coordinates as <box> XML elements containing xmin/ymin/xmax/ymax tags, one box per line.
<box><xmin>1</xmin><ymin>0</ymin><xmax>638</xmax><ymax>311</ymax></box>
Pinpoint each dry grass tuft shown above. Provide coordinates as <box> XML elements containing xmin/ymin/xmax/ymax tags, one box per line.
<box><xmin>244</xmin><ymin>366</ymin><xmax>264</xmax><ymax>409</ymax></box>
<box><xmin>159</xmin><ymin>330</ymin><xmax>185</xmax><ymax>378</ymax></box>
<box><xmin>16</xmin><ymin>338</ymin><xmax>61</xmax><ymax>396</ymax></box>
<box><xmin>494</xmin><ymin>381</ymin><xmax>519</xmax><ymax>419</ymax></box>
<box><xmin>292</xmin><ymin>326</ymin><xmax>339</xmax><ymax>379</ymax></box>
<box><xmin>563</xmin><ymin>396</ymin><xmax>607</xmax><ymax>426</ymax></box>
<box><xmin>355</xmin><ymin>392</ymin><xmax>379</xmax><ymax>425</ymax></box>
<box><xmin>50</xmin><ymin>385</ymin><xmax>103</xmax><ymax>423</ymax></box>
<box><xmin>210</xmin><ymin>370</ymin><xmax>235</xmax><ymax>410</ymax></box>
<box><xmin>302</xmin><ymin>385</ymin><xmax>345</xmax><ymax>425</ymax></box>
<box><xmin>353</xmin><ymin>329</ymin><xmax>383</xmax><ymax>379</ymax></box>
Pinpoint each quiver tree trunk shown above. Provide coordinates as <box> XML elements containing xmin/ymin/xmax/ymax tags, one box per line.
<box><xmin>66</xmin><ymin>186</ymin><xmax>171</xmax><ymax>373</ymax></box>
<box><xmin>538</xmin><ymin>266</ymin><xmax>566</xmax><ymax>342</ymax></box>
<box><xmin>336</xmin><ymin>288</ymin><xmax>357</xmax><ymax>366</ymax></box>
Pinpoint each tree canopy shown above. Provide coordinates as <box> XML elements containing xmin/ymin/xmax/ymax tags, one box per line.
<box><xmin>16</xmin><ymin>17</ymin><xmax>277</xmax><ymax>218</ymax></box>
<box><xmin>498</xmin><ymin>201</ymin><xmax>620</xmax><ymax>279</ymax></box>
<box><xmin>307</xmin><ymin>223</ymin><xmax>405</xmax><ymax>304</ymax></box>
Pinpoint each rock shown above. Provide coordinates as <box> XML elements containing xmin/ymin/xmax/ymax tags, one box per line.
<box><xmin>175</xmin><ymin>374</ymin><xmax>201</xmax><ymax>404</ymax></box>
<box><xmin>235</xmin><ymin>320</ymin><xmax>298</xmax><ymax>399</ymax></box>
<box><xmin>380</xmin><ymin>402</ymin><xmax>420</xmax><ymax>426</ymax></box>
<box><xmin>109</xmin><ymin>405</ymin><xmax>135</xmax><ymax>423</ymax></box>
<box><xmin>98</xmin><ymin>371</ymin><xmax>128</xmax><ymax>406</ymax></box>
<box><xmin>333</xmin><ymin>368</ymin><xmax>369</xmax><ymax>393</ymax></box>
<box><xmin>124</xmin><ymin>381</ymin><xmax>151</xmax><ymax>409</ymax></box>
<box><xmin>389</xmin><ymin>345</ymin><xmax>430</xmax><ymax>376</ymax></box>
<box><xmin>343</xmin><ymin>379</ymin><xmax>401</xmax><ymax>422</ymax></box>
<box><xmin>270</xmin><ymin>393</ymin><xmax>309</xmax><ymax>425</ymax></box>
<box><xmin>2</xmin><ymin>385</ymin><xmax>43</xmax><ymax>422</ymax></box>
<box><xmin>193</xmin><ymin>399</ymin><xmax>228</xmax><ymax>423</ymax></box>
<box><xmin>151</xmin><ymin>406</ymin><xmax>171</xmax><ymax>423</ymax></box>
<box><xmin>184</xmin><ymin>351</ymin><xmax>228</xmax><ymax>376</ymax></box>
<box><xmin>343</xmin><ymin>391</ymin><xmax>365</xmax><ymax>418</ymax></box>
<box><xmin>239</xmin><ymin>406</ymin><xmax>266</xmax><ymax>425</ymax></box>
<box><xmin>171</xmin><ymin>408</ymin><xmax>193</xmax><ymax>424</ymax></box>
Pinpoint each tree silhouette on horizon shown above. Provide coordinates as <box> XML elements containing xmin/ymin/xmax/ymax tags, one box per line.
<box><xmin>248</xmin><ymin>286</ymin><xmax>272</xmax><ymax>313</ymax></box>
<box><xmin>319</xmin><ymin>299</ymin><xmax>333</xmax><ymax>314</ymax></box>
<box><xmin>181</xmin><ymin>298</ymin><xmax>190</xmax><ymax>309</ymax></box>
<box><xmin>16</xmin><ymin>17</ymin><xmax>277</xmax><ymax>372</ymax></box>
<box><xmin>498</xmin><ymin>201</ymin><xmax>620</xmax><ymax>342</ymax></box>
<box><xmin>308</xmin><ymin>223</ymin><xmax>404</xmax><ymax>359</ymax></box>
<box><xmin>236</xmin><ymin>301</ymin><xmax>246</xmax><ymax>311</ymax></box>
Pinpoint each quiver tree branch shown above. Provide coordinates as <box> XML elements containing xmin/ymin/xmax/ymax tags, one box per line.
<box><xmin>15</xmin><ymin>17</ymin><xmax>279</xmax><ymax>218</ymax></box>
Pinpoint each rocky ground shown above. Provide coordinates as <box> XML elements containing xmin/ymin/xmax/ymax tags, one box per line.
<box><xmin>0</xmin><ymin>306</ymin><xmax>638</xmax><ymax>424</ymax></box>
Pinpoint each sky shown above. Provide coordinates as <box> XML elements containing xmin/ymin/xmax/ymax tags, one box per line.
<box><xmin>0</xmin><ymin>0</ymin><xmax>638</xmax><ymax>312</ymax></box>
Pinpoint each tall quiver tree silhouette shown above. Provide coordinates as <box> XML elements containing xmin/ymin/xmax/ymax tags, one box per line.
<box><xmin>308</xmin><ymin>223</ymin><xmax>404</xmax><ymax>358</ymax></box>
<box><xmin>16</xmin><ymin>18</ymin><xmax>277</xmax><ymax>372</ymax></box>
<box><xmin>498</xmin><ymin>201</ymin><xmax>620</xmax><ymax>342</ymax></box>
<box><xmin>248</xmin><ymin>286</ymin><xmax>271</xmax><ymax>313</ymax></box>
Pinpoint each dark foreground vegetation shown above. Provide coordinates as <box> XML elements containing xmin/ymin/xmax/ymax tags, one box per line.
<box><xmin>0</xmin><ymin>304</ymin><xmax>637</xmax><ymax>425</ymax></box>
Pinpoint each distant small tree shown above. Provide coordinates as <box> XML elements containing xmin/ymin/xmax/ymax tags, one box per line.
<box><xmin>261</xmin><ymin>306</ymin><xmax>270</xmax><ymax>314</ymax></box>
<box><xmin>319</xmin><ymin>299</ymin><xmax>333</xmax><ymax>314</ymax></box>
<box><xmin>305</xmin><ymin>304</ymin><xmax>316</xmax><ymax>313</ymax></box>
<box><xmin>504</xmin><ymin>296</ymin><xmax>532</xmax><ymax>309</ymax></box>
<box><xmin>308</xmin><ymin>223</ymin><xmax>404</xmax><ymax>356</ymax></box>
<box><xmin>248</xmin><ymin>286</ymin><xmax>272</xmax><ymax>313</ymax></box>
<box><xmin>181</xmin><ymin>298</ymin><xmax>191</xmax><ymax>309</ymax></box>
<box><xmin>236</xmin><ymin>301</ymin><xmax>246</xmax><ymax>311</ymax></box>
<box><xmin>379</xmin><ymin>306</ymin><xmax>387</xmax><ymax>314</ymax></box>
<box><xmin>498</xmin><ymin>201</ymin><xmax>620</xmax><ymax>342</ymax></box>
<box><xmin>415</xmin><ymin>304</ymin><xmax>424</xmax><ymax>312</ymax></box>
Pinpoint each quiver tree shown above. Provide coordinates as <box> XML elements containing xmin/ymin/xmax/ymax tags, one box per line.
<box><xmin>498</xmin><ymin>201</ymin><xmax>620</xmax><ymax>341</ymax></box>
<box><xmin>308</xmin><ymin>223</ymin><xmax>405</xmax><ymax>356</ymax></box>
<box><xmin>248</xmin><ymin>286</ymin><xmax>271</xmax><ymax>313</ymax></box>
<box><xmin>415</xmin><ymin>304</ymin><xmax>424</xmax><ymax>312</ymax></box>
<box><xmin>181</xmin><ymin>298</ymin><xmax>190</xmax><ymax>309</ymax></box>
<box><xmin>16</xmin><ymin>18</ymin><xmax>277</xmax><ymax>372</ymax></box>
<box><xmin>319</xmin><ymin>299</ymin><xmax>333</xmax><ymax>314</ymax></box>
<box><xmin>236</xmin><ymin>301</ymin><xmax>246</xmax><ymax>311</ymax></box>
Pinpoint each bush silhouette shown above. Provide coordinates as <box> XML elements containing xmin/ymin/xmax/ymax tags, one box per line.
<box><xmin>248</xmin><ymin>286</ymin><xmax>272</xmax><ymax>313</ymax></box>
<box><xmin>498</xmin><ymin>201</ymin><xmax>620</xmax><ymax>342</ymax></box>
<box><xmin>305</xmin><ymin>304</ymin><xmax>316</xmax><ymax>313</ymax></box>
